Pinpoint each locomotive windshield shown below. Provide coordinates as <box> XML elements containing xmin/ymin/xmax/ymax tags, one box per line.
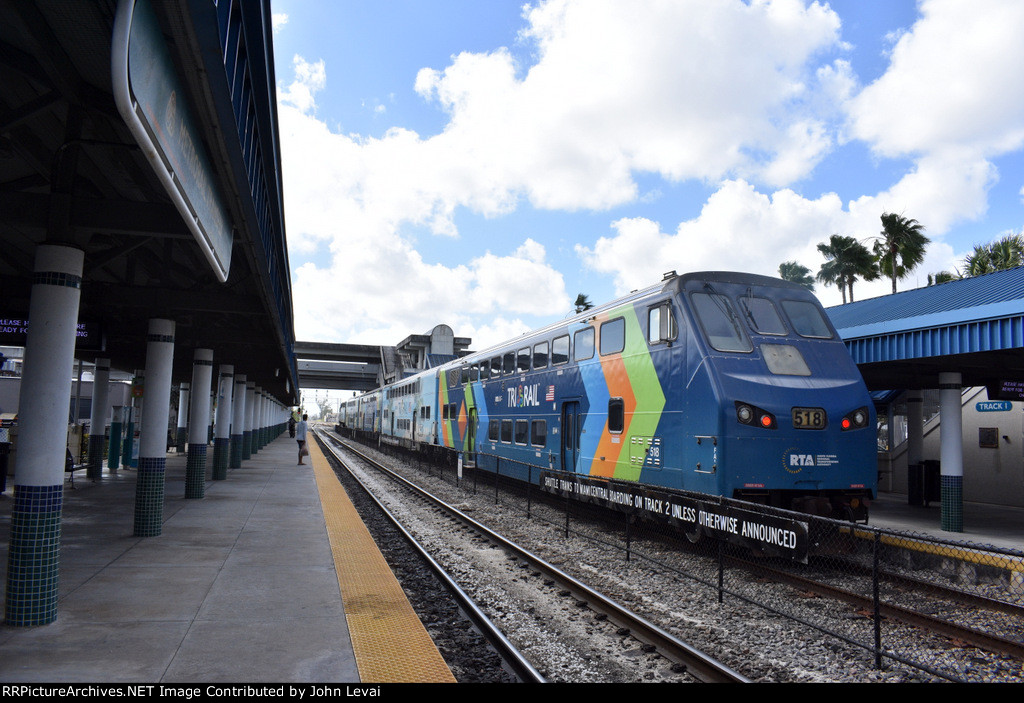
<box><xmin>780</xmin><ymin>300</ymin><xmax>833</xmax><ymax>339</ymax></box>
<box><xmin>740</xmin><ymin>296</ymin><xmax>787</xmax><ymax>335</ymax></box>
<box><xmin>691</xmin><ymin>292</ymin><xmax>752</xmax><ymax>352</ymax></box>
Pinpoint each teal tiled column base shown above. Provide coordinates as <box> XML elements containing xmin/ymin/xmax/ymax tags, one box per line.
<box><xmin>941</xmin><ymin>475</ymin><xmax>963</xmax><ymax>532</ymax></box>
<box><xmin>229</xmin><ymin>434</ymin><xmax>242</xmax><ymax>469</ymax></box>
<box><xmin>185</xmin><ymin>443</ymin><xmax>207</xmax><ymax>499</ymax></box>
<box><xmin>133</xmin><ymin>458</ymin><xmax>165</xmax><ymax>537</ymax></box>
<box><xmin>5</xmin><ymin>485</ymin><xmax>63</xmax><ymax>626</ymax></box>
<box><xmin>242</xmin><ymin>430</ymin><xmax>252</xmax><ymax>461</ymax></box>
<box><xmin>87</xmin><ymin>433</ymin><xmax>105</xmax><ymax>480</ymax></box>
<box><xmin>250</xmin><ymin>431</ymin><xmax>259</xmax><ymax>457</ymax></box>
<box><xmin>212</xmin><ymin>438</ymin><xmax>229</xmax><ymax>480</ymax></box>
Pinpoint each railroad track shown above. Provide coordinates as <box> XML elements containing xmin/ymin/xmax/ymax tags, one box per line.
<box><xmin>316</xmin><ymin>428</ymin><xmax>749</xmax><ymax>683</ymax></box>
<box><xmin>729</xmin><ymin>554</ymin><xmax>1024</xmax><ymax>664</ymax></box>
<box><xmin>315</xmin><ymin>429</ymin><xmax>539</xmax><ymax>683</ymax></box>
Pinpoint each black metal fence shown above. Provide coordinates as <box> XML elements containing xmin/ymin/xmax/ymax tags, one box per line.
<box><xmin>362</xmin><ymin>436</ymin><xmax>1024</xmax><ymax>683</ymax></box>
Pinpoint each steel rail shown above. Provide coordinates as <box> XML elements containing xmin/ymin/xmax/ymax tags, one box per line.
<box><xmin>315</xmin><ymin>429</ymin><xmax>545</xmax><ymax>683</ymax></box>
<box><xmin>327</xmin><ymin>430</ymin><xmax>749</xmax><ymax>683</ymax></box>
<box><xmin>730</xmin><ymin>555</ymin><xmax>1024</xmax><ymax>662</ymax></box>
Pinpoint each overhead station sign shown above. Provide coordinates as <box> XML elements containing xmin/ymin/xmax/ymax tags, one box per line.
<box><xmin>987</xmin><ymin>380</ymin><xmax>1024</xmax><ymax>402</ymax></box>
<box><xmin>112</xmin><ymin>0</ymin><xmax>233</xmax><ymax>282</ymax></box>
<box><xmin>0</xmin><ymin>317</ymin><xmax>103</xmax><ymax>351</ymax></box>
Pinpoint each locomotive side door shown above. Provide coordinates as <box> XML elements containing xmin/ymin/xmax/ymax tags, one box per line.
<box><xmin>561</xmin><ymin>401</ymin><xmax>581</xmax><ymax>472</ymax></box>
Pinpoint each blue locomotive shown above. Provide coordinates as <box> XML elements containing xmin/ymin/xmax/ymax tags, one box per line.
<box><xmin>338</xmin><ymin>271</ymin><xmax>876</xmax><ymax>521</ymax></box>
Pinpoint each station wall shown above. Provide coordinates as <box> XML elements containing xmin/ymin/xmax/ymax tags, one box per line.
<box><xmin>882</xmin><ymin>387</ymin><xmax>1024</xmax><ymax>508</ymax></box>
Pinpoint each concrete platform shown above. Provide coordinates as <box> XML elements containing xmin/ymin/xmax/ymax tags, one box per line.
<box><xmin>871</xmin><ymin>492</ymin><xmax>1024</xmax><ymax>553</ymax></box>
<box><xmin>0</xmin><ymin>436</ymin><xmax>361</xmax><ymax>682</ymax></box>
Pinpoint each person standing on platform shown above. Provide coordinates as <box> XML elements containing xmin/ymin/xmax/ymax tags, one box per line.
<box><xmin>296</xmin><ymin>414</ymin><xmax>309</xmax><ymax>465</ymax></box>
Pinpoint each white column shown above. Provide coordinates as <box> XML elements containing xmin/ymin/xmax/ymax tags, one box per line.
<box><xmin>938</xmin><ymin>372</ymin><xmax>963</xmax><ymax>532</ymax></box>
<box><xmin>133</xmin><ymin>319</ymin><xmax>175</xmax><ymax>537</ymax></box>
<box><xmin>186</xmin><ymin>349</ymin><xmax>214</xmax><ymax>498</ymax></box>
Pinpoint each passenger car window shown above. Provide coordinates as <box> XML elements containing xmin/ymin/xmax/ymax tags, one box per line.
<box><xmin>574</xmin><ymin>327</ymin><xmax>595</xmax><ymax>361</ymax></box>
<box><xmin>514</xmin><ymin>419</ymin><xmax>528</xmax><ymax>445</ymax></box>
<box><xmin>600</xmin><ymin>318</ymin><xmax>625</xmax><ymax>356</ymax></box>
<box><xmin>552</xmin><ymin>335</ymin><xmax>570</xmax><ymax>365</ymax></box>
<box><xmin>531</xmin><ymin>420</ymin><xmax>546</xmax><ymax>447</ymax></box>
<box><xmin>517</xmin><ymin>348</ymin><xmax>531</xmax><ymax>373</ymax></box>
<box><xmin>533</xmin><ymin>341</ymin><xmax>549</xmax><ymax>369</ymax></box>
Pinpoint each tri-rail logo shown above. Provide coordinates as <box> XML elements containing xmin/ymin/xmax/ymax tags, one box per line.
<box><xmin>783</xmin><ymin>448</ymin><xmax>840</xmax><ymax>474</ymax></box>
<box><xmin>507</xmin><ymin>383</ymin><xmax>541</xmax><ymax>408</ymax></box>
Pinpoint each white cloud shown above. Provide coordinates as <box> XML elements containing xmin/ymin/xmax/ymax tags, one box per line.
<box><xmin>846</xmin><ymin>150</ymin><xmax>997</xmax><ymax>236</ymax></box>
<box><xmin>272</xmin><ymin>13</ymin><xmax>288</xmax><ymax>33</ymax></box>
<box><xmin>576</xmin><ymin>180</ymin><xmax>850</xmax><ymax>297</ymax></box>
<box><xmin>280</xmin><ymin>1</ymin><xmax>854</xmax><ymax>265</ymax></box>
<box><xmin>279</xmin><ymin>66</ymin><xmax>572</xmax><ymax>344</ymax></box>
<box><xmin>849</xmin><ymin>0</ymin><xmax>1024</xmax><ymax>159</ymax></box>
<box><xmin>408</xmin><ymin>0</ymin><xmax>847</xmax><ymax>216</ymax></box>
<box><xmin>278</xmin><ymin>56</ymin><xmax>325</xmax><ymax>115</ymax></box>
<box><xmin>280</xmin><ymin>0</ymin><xmax>1024</xmax><ymax>350</ymax></box>
<box><xmin>574</xmin><ymin>161</ymin><xmax>1002</xmax><ymax>308</ymax></box>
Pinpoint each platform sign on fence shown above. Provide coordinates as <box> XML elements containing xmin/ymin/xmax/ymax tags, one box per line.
<box><xmin>540</xmin><ymin>471</ymin><xmax>810</xmax><ymax>562</ymax></box>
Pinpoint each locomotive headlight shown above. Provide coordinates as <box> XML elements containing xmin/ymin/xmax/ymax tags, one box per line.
<box><xmin>737</xmin><ymin>404</ymin><xmax>753</xmax><ymax>424</ymax></box>
<box><xmin>842</xmin><ymin>407</ymin><xmax>870</xmax><ymax>431</ymax></box>
<box><xmin>735</xmin><ymin>401</ymin><xmax>776</xmax><ymax>429</ymax></box>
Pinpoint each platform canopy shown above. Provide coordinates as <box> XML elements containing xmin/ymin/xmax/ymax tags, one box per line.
<box><xmin>826</xmin><ymin>266</ymin><xmax>1024</xmax><ymax>392</ymax></box>
<box><xmin>0</xmin><ymin>0</ymin><xmax>297</xmax><ymax>402</ymax></box>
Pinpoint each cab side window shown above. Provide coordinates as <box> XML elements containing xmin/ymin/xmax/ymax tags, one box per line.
<box><xmin>648</xmin><ymin>302</ymin><xmax>677</xmax><ymax>345</ymax></box>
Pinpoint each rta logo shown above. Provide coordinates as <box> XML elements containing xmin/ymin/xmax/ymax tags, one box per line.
<box><xmin>784</xmin><ymin>451</ymin><xmax>815</xmax><ymax>473</ymax></box>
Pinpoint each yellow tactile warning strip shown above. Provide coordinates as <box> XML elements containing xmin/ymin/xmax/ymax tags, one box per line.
<box><xmin>307</xmin><ymin>434</ymin><xmax>457</xmax><ymax>683</ymax></box>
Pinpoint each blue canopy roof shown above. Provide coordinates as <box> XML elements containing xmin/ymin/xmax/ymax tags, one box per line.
<box><xmin>824</xmin><ymin>266</ymin><xmax>1024</xmax><ymax>389</ymax></box>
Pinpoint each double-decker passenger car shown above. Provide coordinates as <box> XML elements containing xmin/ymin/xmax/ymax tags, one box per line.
<box><xmin>344</xmin><ymin>271</ymin><xmax>876</xmax><ymax>520</ymax></box>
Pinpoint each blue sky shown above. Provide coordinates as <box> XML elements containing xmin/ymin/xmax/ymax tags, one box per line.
<box><xmin>270</xmin><ymin>0</ymin><xmax>1024</xmax><ymax>370</ymax></box>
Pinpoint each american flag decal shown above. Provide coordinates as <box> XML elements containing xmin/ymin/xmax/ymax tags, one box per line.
<box><xmin>545</xmin><ymin>385</ymin><xmax>555</xmax><ymax>401</ymax></box>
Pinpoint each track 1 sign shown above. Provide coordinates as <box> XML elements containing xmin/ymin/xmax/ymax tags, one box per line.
<box><xmin>976</xmin><ymin>401</ymin><xmax>1013</xmax><ymax>412</ymax></box>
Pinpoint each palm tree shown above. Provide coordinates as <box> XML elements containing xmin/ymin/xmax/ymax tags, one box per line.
<box><xmin>985</xmin><ymin>233</ymin><xmax>1024</xmax><ymax>271</ymax></box>
<box><xmin>961</xmin><ymin>234</ymin><xmax>1024</xmax><ymax>277</ymax></box>
<box><xmin>963</xmin><ymin>244</ymin><xmax>995</xmax><ymax>277</ymax></box>
<box><xmin>875</xmin><ymin>213</ymin><xmax>929</xmax><ymax>294</ymax></box>
<box><xmin>778</xmin><ymin>261</ymin><xmax>815</xmax><ymax>291</ymax></box>
<box><xmin>573</xmin><ymin>294</ymin><xmax>594</xmax><ymax>314</ymax></box>
<box><xmin>816</xmin><ymin>234</ymin><xmax>878</xmax><ymax>304</ymax></box>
